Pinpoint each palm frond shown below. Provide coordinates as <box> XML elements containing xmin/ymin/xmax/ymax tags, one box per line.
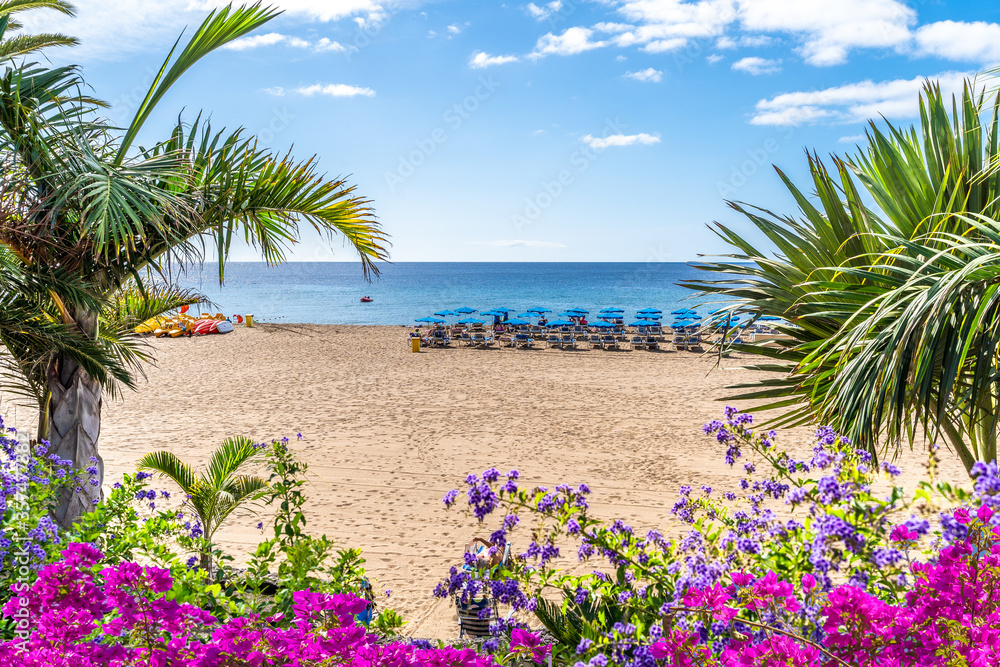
<box><xmin>117</xmin><ymin>2</ymin><xmax>281</xmax><ymax>161</ymax></box>
<box><xmin>137</xmin><ymin>450</ymin><xmax>198</xmax><ymax>493</ymax></box>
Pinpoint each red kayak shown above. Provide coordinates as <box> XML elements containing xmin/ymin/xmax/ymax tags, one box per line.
<box><xmin>360</xmin><ymin>297</ymin><xmax>373</xmax><ymax>303</ymax></box>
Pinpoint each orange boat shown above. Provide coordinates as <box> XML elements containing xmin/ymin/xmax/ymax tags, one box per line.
<box><xmin>360</xmin><ymin>296</ymin><xmax>374</xmax><ymax>303</ymax></box>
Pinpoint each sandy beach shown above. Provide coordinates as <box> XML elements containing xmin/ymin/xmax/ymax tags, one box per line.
<box><xmin>2</xmin><ymin>325</ymin><xmax>969</xmax><ymax>638</ymax></box>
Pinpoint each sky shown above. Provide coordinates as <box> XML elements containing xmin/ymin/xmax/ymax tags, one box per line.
<box><xmin>20</xmin><ymin>0</ymin><xmax>1000</xmax><ymax>262</ymax></box>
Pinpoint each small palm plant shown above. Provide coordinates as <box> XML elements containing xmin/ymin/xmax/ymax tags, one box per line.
<box><xmin>138</xmin><ymin>437</ymin><xmax>268</xmax><ymax>573</ymax></box>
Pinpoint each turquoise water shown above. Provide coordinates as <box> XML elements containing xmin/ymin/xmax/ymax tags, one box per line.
<box><xmin>175</xmin><ymin>262</ymin><xmax>712</xmax><ymax>325</ymax></box>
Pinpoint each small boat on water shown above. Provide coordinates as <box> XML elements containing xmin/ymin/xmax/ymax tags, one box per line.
<box><xmin>360</xmin><ymin>296</ymin><xmax>374</xmax><ymax>303</ymax></box>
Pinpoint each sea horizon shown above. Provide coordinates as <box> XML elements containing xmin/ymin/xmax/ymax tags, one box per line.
<box><xmin>174</xmin><ymin>261</ymin><xmax>718</xmax><ymax>326</ymax></box>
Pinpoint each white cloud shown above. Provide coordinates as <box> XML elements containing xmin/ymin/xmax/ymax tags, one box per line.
<box><xmin>521</xmin><ymin>0</ymin><xmax>990</xmax><ymax>68</ymax></box>
<box><xmin>594</xmin><ymin>22</ymin><xmax>633</xmax><ymax>34</ymax></box>
<box><xmin>731</xmin><ymin>56</ymin><xmax>781</xmax><ymax>75</ymax></box>
<box><xmin>225</xmin><ymin>32</ymin><xmax>287</xmax><ymax>50</ymax></box>
<box><xmin>527</xmin><ymin>1</ymin><xmax>563</xmax><ymax>21</ymax></box>
<box><xmin>263</xmin><ymin>86</ymin><xmax>286</xmax><ymax>96</ymax></box>
<box><xmin>474</xmin><ymin>240</ymin><xmax>568</xmax><ymax>248</ymax></box>
<box><xmin>716</xmin><ymin>34</ymin><xmax>773</xmax><ymax>49</ymax></box>
<box><xmin>469</xmin><ymin>51</ymin><xmax>520</xmax><ymax>68</ymax></box>
<box><xmin>314</xmin><ymin>38</ymin><xmax>349</xmax><ymax>53</ymax></box>
<box><xmin>838</xmin><ymin>134</ymin><xmax>867</xmax><ymax>143</ymax></box>
<box><xmin>706</xmin><ymin>53</ymin><xmax>724</xmax><ymax>63</ymax></box>
<box><xmin>18</xmin><ymin>0</ymin><xmax>412</xmax><ymax>61</ymax></box>
<box><xmin>750</xmin><ymin>71</ymin><xmax>971</xmax><ymax>126</ymax></box>
<box><xmin>294</xmin><ymin>83</ymin><xmax>377</xmax><ymax>97</ymax></box>
<box><xmin>532</xmin><ymin>27</ymin><xmax>607</xmax><ymax>57</ymax></box>
<box><xmin>641</xmin><ymin>38</ymin><xmax>688</xmax><ymax>53</ymax></box>
<box><xmin>581</xmin><ymin>133</ymin><xmax>661</xmax><ymax>149</ymax></box>
<box><xmin>447</xmin><ymin>23</ymin><xmax>462</xmax><ymax>34</ymax></box>
<box><xmin>625</xmin><ymin>67</ymin><xmax>663</xmax><ymax>82</ymax></box>
<box><xmin>914</xmin><ymin>21</ymin><xmax>1000</xmax><ymax>64</ymax></box>
<box><xmin>225</xmin><ymin>32</ymin><xmax>350</xmax><ymax>53</ymax></box>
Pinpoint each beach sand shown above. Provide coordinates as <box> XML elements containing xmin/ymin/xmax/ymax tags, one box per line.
<box><xmin>2</xmin><ymin>325</ymin><xmax>969</xmax><ymax>638</ymax></box>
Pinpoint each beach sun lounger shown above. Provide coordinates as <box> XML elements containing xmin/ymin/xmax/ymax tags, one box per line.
<box><xmin>644</xmin><ymin>335</ymin><xmax>659</xmax><ymax>351</ymax></box>
<box><xmin>630</xmin><ymin>335</ymin><xmax>644</xmax><ymax>350</ymax></box>
<box><xmin>546</xmin><ymin>334</ymin><xmax>562</xmax><ymax>349</ymax></box>
<box><xmin>560</xmin><ymin>334</ymin><xmax>577</xmax><ymax>349</ymax></box>
<box><xmin>600</xmin><ymin>334</ymin><xmax>615</xmax><ymax>350</ymax></box>
<box><xmin>588</xmin><ymin>334</ymin><xmax>603</xmax><ymax>350</ymax></box>
<box><xmin>514</xmin><ymin>333</ymin><xmax>534</xmax><ymax>348</ymax></box>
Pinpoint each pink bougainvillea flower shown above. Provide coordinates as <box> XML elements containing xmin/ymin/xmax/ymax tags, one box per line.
<box><xmin>511</xmin><ymin>628</ymin><xmax>553</xmax><ymax>664</ymax></box>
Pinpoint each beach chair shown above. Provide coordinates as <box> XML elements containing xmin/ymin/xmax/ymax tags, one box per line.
<box><xmin>432</xmin><ymin>331</ymin><xmax>450</xmax><ymax>347</ymax></box>
<box><xmin>514</xmin><ymin>333</ymin><xmax>533</xmax><ymax>349</ymax></box>
<box><xmin>560</xmin><ymin>334</ymin><xmax>576</xmax><ymax>349</ymax></box>
<box><xmin>644</xmin><ymin>335</ymin><xmax>659</xmax><ymax>351</ymax></box>
<box><xmin>546</xmin><ymin>334</ymin><xmax>561</xmax><ymax>349</ymax></box>
<box><xmin>588</xmin><ymin>334</ymin><xmax>603</xmax><ymax>350</ymax></box>
<box><xmin>630</xmin><ymin>335</ymin><xmax>644</xmax><ymax>350</ymax></box>
<box><xmin>573</xmin><ymin>326</ymin><xmax>585</xmax><ymax>336</ymax></box>
<box><xmin>600</xmin><ymin>334</ymin><xmax>616</xmax><ymax>350</ymax></box>
<box><xmin>459</xmin><ymin>332</ymin><xmax>473</xmax><ymax>346</ymax></box>
<box><xmin>470</xmin><ymin>332</ymin><xmax>489</xmax><ymax>348</ymax></box>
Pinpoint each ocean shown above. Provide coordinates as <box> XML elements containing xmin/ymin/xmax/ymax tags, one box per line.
<box><xmin>174</xmin><ymin>262</ymin><xmax>713</xmax><ymax>325</ymax></box>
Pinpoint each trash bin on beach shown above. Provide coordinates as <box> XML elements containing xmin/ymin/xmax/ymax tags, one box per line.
<box><xmin>246</xmin><ymin>314</ymin><xmax>254</xmax><ymax>328</ymax></box>
<box><xmin>411</xmin><ymin>337</ymin><xmax>420</xmax><ymax>353</ymax></box>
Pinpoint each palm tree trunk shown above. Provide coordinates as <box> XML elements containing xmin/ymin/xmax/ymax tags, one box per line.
<box><xmin>46</xmin><ymin>309</ymin><xmax>104</xmax><ymax>530</ymax></box>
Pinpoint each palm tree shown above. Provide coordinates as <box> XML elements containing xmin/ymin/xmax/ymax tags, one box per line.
<box><xmin>0</xmin><ymin>3</ymin><xmax>389</xmax><ymax>527</ymax></box>
<box><xmin>685</xmin><ymin>81</ymin><xmax>1000</xmax><ymax>474</ymax></box>
<box><xmin>0</xmin><ymin>246</ymin><xmax>134</xmax><ymax>410</ymax></box>
<box><xmin>138</xmin><ymin>437</ymin><xmax>268</xmax><ymax>572</ymax></box>
<box><xmin>0</xmin><ymin>1</ymin><xmax>78</xmax><ymax>62</ymax></box>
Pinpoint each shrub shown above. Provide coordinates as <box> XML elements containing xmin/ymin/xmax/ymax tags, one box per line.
<box><xmin>0</xmin><ymin>542</ymin><xmax>519</xmax><ymax>667</ymax></box>
<box><xmin>437</xmin><ymin>409</ymin><xmax>999</xmax><ymax>666</ymax></box>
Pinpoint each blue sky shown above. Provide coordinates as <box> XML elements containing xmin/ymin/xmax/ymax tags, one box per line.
<box><xmin>22</xmin><ymin>0</ymin><xmax>1000</xmax><ymax>262</ymax></box>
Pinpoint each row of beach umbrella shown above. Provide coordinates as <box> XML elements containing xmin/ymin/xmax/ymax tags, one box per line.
<box><xmin>418</xmin><ymin>307</ymin><xmax>785</xmax><ymax>329</ymax></box>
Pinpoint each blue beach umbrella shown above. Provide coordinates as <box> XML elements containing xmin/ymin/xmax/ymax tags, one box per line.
<box><xmin>416</xmin><ymin>316</ymin><xmax>445</xmax><ymax>324</ymax></box>
<box><xmin>670</xmin><ymin>308</ymin><xmax>695</xmax><ymax>315</ymax></box>
<box><xmin>567</xmin><ymin>307</ymin><xmax>589</xmax><ymax>314</ymax></box>
<box><xmin>455</xmin><ymin>307</ymin><xmax>477</xmax><ymax>314</ymax></box>
<box><xmin>492</xmin><ymin>307</ymin><xmax>513</xmax><ymax>313</ymax></box>
<box><xmin>759</xmin><ymin>316</ymin><xmax>782</xmax><ymax>321</ymax></box>
<box><xmin>547</xmin><ymin>319</ymin><xmax>576</xmax><ymax>327</ymax></box>
<box><xmin>480</xmin><ymin>310</ymin><xmax>503</xmax><ymax>317</ymax></box>
<box><xmin>629</xmin><ymin>321</ymin><xmax>653</xmax><ymax>327</ymax></box>
<box><xmin>638</xmin><ymin>308</ymin><xmax>663</xmax><ymax>314</ymax></box>
<box><xmin>590</xmin><ymin>321</ymin><xmax>614</xmax><ymax>328</ymax></box>
<box><xmin>506</xmin><ymin>318</ymin><xmax>529</xmax><ymax>326</ymax></box>
<box><xmin>517</xmin><ymin>312</ymin><xmax>534</xmax><ymax>319</ymax></box>
<box><xmin>599</xmin><ymin>307</ymin><xmax>624</xmax><ymax>313</ymax></box>
<box><xmin>434</xmin><ymin>310</ymin><xmax>457</xmax><ymax>317</ymax></box>
<box><xmin>638</xmin><ymin>314</ymin><xmax>663</xmax><ymax>320</ymax></box>
<box><xmin>527</xmin><ymin>307</ymin><xmax>552</xmax><ymax>313</ymax></box>
<box><xmin>458</xmin><ymin>318</ymin><xmax>485</xmax><ymax>325</ymax></box>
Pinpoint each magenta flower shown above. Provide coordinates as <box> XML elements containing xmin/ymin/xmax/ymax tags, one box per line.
<box><xmin>510</xmin><ymin>628</ymin><xmax>553</xmax><ymax>664</ymax></box>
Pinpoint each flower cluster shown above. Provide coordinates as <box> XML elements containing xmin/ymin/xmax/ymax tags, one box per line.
<box><xmin>438</xmin><ymin>409</ymin><xmax>1000</xmax><ymax>666</ymax></box>
<box><xmin>0</xmin><ymin>418</ymin><xmax>96</xmax><ymax>612</ymax></box>
<box><xmin>0</xmin><ymin>542</ymin><xmax>512</xmax><ymax>667</ymax></box>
